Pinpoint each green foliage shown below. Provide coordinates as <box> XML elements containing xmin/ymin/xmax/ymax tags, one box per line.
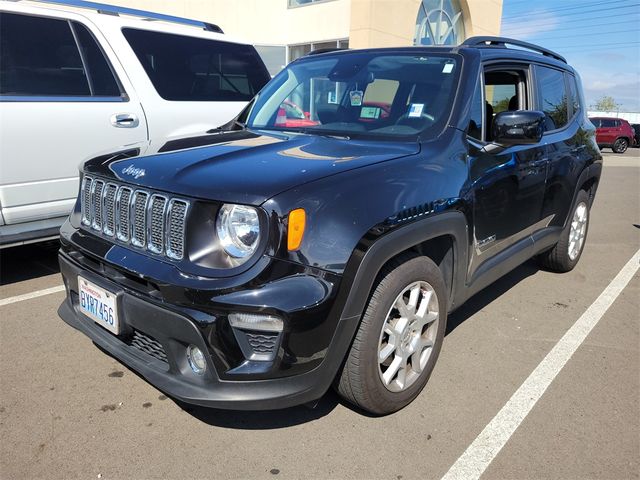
<box><xmin>592</xmin><ymin>95</ymin><xmax>620</xmax><ymax>112</ymax></box>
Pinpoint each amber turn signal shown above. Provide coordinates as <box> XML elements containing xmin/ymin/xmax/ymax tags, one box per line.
<box><xmin>287</xmin><ymin>208</ymin><xmax>306</xmax><ymax>251</ymax></box>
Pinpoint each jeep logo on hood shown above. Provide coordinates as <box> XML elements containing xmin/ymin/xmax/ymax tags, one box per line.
<box><xmin>121</xmin><ymin>165</ymin><xmax>146</xmax><ymax>179</ymax></box>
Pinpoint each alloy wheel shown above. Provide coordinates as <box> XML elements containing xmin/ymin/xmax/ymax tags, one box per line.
<box><xmin>377</xmin><ymin>281</ymin><xmax>439</xmax><ymax>392</ymax></box>
<box><xmin>568</xmin><ymin>201</ymin><xmax>588</xmax><ymax>261</ymax></box>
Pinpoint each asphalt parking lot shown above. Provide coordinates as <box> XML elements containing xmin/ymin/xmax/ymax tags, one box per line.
<box><xmin>1</xmin><ymin>148</ymin><xmax>638</xmax><ymax>480</ymax></box>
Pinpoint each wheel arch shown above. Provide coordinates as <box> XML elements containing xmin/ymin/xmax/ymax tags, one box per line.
<box><xmin>339</xmin><ymin>211</ymin><xmax>469</xmax><ymax>324</ymax></box>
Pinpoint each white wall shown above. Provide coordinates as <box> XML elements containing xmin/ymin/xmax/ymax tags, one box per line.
<box><xmin>588</xmin><ymin>111</ymin><xmax>640</xmax><ymax>124</ymax></box>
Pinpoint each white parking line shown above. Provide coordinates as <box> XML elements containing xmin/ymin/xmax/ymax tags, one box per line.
<box><xmin>442</xmin><ymin>248</ymin><xmax>640</xmax><ymax>480</ymax></box>
<box><xmin>0</xmin><ymin>285</ymin><xmax>65</xmax><ymax>307</ymax></box>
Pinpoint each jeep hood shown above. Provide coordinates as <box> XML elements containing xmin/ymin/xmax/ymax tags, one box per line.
<box><xmin>84</xmin><ymin>130</ymin><xmax>419</xmax><ymax>205</ymax></box>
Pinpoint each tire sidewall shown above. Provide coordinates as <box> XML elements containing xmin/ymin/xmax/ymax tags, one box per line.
<box><xmin>358</xmin><ymin>257</ymin><xmax>447</xmax><ymax>413</ymax></box>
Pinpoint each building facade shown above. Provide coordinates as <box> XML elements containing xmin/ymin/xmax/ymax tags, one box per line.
<box><xmin>107</xmin><ymin>0</ymin><xmax>503</xmax><ymax>74</ymax></box>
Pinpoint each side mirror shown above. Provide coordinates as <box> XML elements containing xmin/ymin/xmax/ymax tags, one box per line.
<box><xmin>492</xmin><ymin>110</ymin><xmax>545</xmax><ymax>146</ymax></box>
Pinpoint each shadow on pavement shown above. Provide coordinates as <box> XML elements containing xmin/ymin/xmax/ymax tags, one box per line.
<box><xmin>446</xmin><ymin>259</ymin><xmax>540</xmax><ymax>335</ymax></box>
<box><xmin>0</xmin><ymin>240</ymin><xmax>61</xmax><ymax>285</ymax></box>
<box><xmin>93</xmin><ymin>259</ymin><xmax>542</xmax><ymax>429</ymax></box>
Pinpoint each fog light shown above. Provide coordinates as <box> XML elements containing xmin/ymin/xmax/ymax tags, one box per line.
<box><xmin>228</xmin><ymin>312</ymin><xmax>283</xmax><ymax>332</ymax></box>
<box><xmin>186</xmin><ymin>345</ymin><xmax>206</xmax><ymax>375</ymax></box>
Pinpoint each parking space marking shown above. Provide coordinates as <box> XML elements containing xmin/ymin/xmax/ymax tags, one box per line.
<box><xmin>442</xmin><ymin>248</ymin><xmax>640</xmax><ymax>480</ymax></box>
<box><xmin>0</xmin><ymin>285</ymin><xmax>65</xmax><ymax>307</ymax></box>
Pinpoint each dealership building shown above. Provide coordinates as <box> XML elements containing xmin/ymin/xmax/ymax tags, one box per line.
<box><xmin>108</xmin><ymin>0</ymin><xmax>503</xmax><ymax>74</ymax></box>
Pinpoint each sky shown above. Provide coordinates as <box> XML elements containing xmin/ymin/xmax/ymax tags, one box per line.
<box><xmin>500</xmin><ymin>0</ymin><xmax>640</xmax><ymax>112</ymax></box>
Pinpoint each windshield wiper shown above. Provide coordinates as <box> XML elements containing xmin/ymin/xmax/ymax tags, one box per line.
<box><xmin>206</xmin><ymin>120</ymin><xmax>247</xmax><ymax>134</ymax></box>
<box><xmin>254</xmin><ymin>127</ymin><xmax>350</xmax><ymax>140</ymax></box>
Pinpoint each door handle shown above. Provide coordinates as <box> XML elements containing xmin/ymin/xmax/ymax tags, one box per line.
<box><xmin>111</xmin><ymin>113</ymin><xmax>139</xmax><ymax>128</ymax></box>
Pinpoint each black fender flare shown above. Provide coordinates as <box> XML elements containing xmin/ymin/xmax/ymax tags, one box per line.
<box><xmin>339</xmin><ymin>211</ymin><xmax>469</xmax><ymax>324</ymax></box>
<box><xmin>564</xmin><ymin>162</ymin><xmax>602</xmax><ymax>229</ymax></box>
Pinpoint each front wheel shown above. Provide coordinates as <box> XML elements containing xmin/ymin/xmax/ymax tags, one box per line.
<box><xmin>335</xmin><ymin>254</ymin><xmax>447</xmax><ymax>415</ymax></box>
<box><xmin>537</xmin><ymin>189</ymin><xmax>590</xmax><ymax>272</ymax></box>
<box><xmin>612</xmin><ymin>138</ymin><xmax>628</xmax><ymax>153</ymax></box>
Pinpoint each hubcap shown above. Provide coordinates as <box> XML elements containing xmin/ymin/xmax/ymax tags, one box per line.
<box><xmin>568</xmin><ymin>201</ymin><xmax>588</xmax><ymax>261</ymax></box>
<box><xmin>377</xmin><ymin>281</ymin><xmax>439</xmax><ymax>392</ymax></box>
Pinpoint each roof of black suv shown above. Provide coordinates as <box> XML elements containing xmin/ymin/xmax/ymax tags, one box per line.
<box><xmin>300</xmin><ymin>36</ymin><xmax>574</xmax><ymax>74</ymax></box>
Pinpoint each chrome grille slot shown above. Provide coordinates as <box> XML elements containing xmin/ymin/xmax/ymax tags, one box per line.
<box><xmin>79</xmin><ymin>176</ymin><xmax>189</xmax><ymax>261</ymax></box>
<box><xmin>81</xmin><ymin>176</ymin><xmax>93</xmax><ymax>226</ymax></box>
<box><xmin>116</xmin><ymin>187</ymin><xmax>132</xmax><ymax>241</ymax></box>
<box><xmin>147</xmin><ymin>195</ymin><xmax>167</xmax><ymax>254</ymax></box>
<box><xmin>102</xmin><ymin>183</ymin><xmax>118</xmax><ymax>236</ymax></box>
<box><xmin>166</xmin><ymin>199</ymin><xmax>188</xmax><ymax>260</ymax></box>
<box><xmin>131</xmin><ymin>191</ymin><xmax>149</xmax><ymax>247</ymax></box>
<box><xmin>91</xmin><ymin>180</ymin><xmax>104</xmax><ymax>231</ymax></box>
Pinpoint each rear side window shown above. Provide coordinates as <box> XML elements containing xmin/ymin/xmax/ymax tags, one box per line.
<box><xmin>0</xmin><ymin>13</ymin><xmax>89</xmax><ymax>96</ymax></box>
<box><xmin>566</xmin><ymin>74</ymin><xmax>581</xmax><ymax>118</ymax></box>
<box><xmin>536</xmin><ymin>65</ymin><xmax>568</xmax><ymax>131</ymax></box>
<box><xmin>601</xmin><ymin>119</ymin><xmax>616</xmax><ymax>127</ymax></box>
<box><xmin>122</xmin><ymin>28</ymin><xmax>270</xmax><ymax>102</ymax></box>
<box><xmin>72</xmin><ymin>22</ymin><xmax>122</xmax><ymax>97</ymax></box>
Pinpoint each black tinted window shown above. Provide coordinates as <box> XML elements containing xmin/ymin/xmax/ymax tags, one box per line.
<box><xmin>0</xmin><ymin>13</ymin><xmax>90</xmax><ymax>96</ymax></box>
<box><xmin>468</xmin><ymin>74</ymin><xmax>483</xmax><ymax>140</ymax></box>
<box><xmin>601</xmin><ymin>119</ymin><xmax>616</xmax><ymax>127</ymax></box>
<box><xmin>566</xmin><ymin>74</ymin><xmax>580</xmax><ymax>117</ymax></box>
<box><xmin>537</xmin><ymin>66</ymin><xmax>568</xmax><ymax>131</ymax></box>
<box><xmin>72</xmin><ymin>22</ymin><xmax>121</xmax><ymax>97</ymax></box>
<box><xmin>122</xmin><ymin>28</ymin><xmax>270</xmax><ymax>101</ymax></box>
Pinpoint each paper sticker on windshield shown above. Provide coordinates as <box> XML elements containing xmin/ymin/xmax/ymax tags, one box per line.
<box><xmin>408</xmin><ymin>103</ymin><xmax>424</xmax><ymax>118</ymax></box>
<box><xmin>349</xmin><ymin>90</ymin><xmax>363</xmax><ymax>106</ymax></box>
<box><xmin>360</xmin><ymin>106</ymin><xmax>380</xmax><ymax>119</ymax></box>
<box><xmin>442</xmin><ymin>63</ymin><xmax>454</xmax><ymax>74</ymax></box>
<box><xmin>327</xmin><ymin>91</ymin><xmax>338</xmax><ymax>104</ymax></box>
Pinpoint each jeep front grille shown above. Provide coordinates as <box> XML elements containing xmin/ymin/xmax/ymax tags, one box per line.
<box><xmin>81</xmin><ymin>175</ymin><xmax>189</xmax><ymax>260</ymax></box>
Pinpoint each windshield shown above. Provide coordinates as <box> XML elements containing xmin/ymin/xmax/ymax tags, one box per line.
<box><xmin>246</xmin><ymin>52</ymin><xmax>461</xmax><ymax>139</ymax></box>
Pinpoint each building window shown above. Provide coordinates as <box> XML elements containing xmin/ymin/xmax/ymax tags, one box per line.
<box><xmin>288</xmin><ymin>0</ymin><xmax>336</xmax><ymax>8</ymax></box>
<box><xmin>255</xmin><ymin>45</ymin><xmax>287</xmax><ymax>76</ymax></box>
<box><xmin>288</xmin><ymin>39</ymin><xmax>348</xmax><ymax>62</ymax></box>
<box><xmin>414</xmin><ymin>0</ymin><xmax>465</xmax><ymax>46</ymax></box>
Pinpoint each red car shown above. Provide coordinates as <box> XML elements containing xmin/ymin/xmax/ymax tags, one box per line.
<box><xmin>589</xmin><ymin>117</ymin><xmax>635</xmax><ymax>153</ymax></box>
<box><xmin>275</xmin><ymin>100</ymin><xmax>319</xmax><ymax>128</ymax></box>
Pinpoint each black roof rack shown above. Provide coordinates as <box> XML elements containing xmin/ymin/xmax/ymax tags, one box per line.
<box><xmin>304</xmin><ymin>47</ymin><xmax>348</xmax><ymax>57</ymax></box>
<box><xmin>32</xmin><ymin>0</ymin><xmax>224</xmax><ymax>33</ymax></box>
<box><xmin>461</xmin><ymin>36</ymin><xmax>566</xmax><ymax>64</ymax></box>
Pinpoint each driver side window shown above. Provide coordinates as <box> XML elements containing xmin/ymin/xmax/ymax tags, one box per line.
<box><xmin>484</xmin><ymin>68</ymin><xmax>529</xmax><ymax>141</ymax></box>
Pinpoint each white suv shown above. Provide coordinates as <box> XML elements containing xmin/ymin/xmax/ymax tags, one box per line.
<box><xmin>0</xmin><ymin>0</ymin><xmax>270</xmax><ymax>247</ymax></box>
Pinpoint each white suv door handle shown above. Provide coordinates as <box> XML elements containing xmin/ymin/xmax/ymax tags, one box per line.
<box><xmin>111</xmin><ymin>113</ymin><xmax>139</xmax><ymax>128</ymax></box>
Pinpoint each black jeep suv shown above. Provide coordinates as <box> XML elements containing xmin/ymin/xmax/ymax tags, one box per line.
<box><xmin>58</xmin><ymin>37</ymin><xmax>601</xmax><ymax>415</ymax></box>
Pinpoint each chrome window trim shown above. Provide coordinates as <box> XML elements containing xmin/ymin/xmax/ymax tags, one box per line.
<box><xmin>0</xmin><ymin>95</ymin><xmax>129</xmax><ymax>103</ymax></box>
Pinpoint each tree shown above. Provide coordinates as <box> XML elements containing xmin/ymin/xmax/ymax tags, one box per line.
<box><xmin>591</xmin><ymin>95</ymin><xmax>620</xmax><ymax>112</ymax></box>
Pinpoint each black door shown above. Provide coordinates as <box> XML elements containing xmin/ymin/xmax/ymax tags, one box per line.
<box><xmin>467</xmin><ymin>64</ymin><xmax>548</xmax><ymax>280</ymax></box>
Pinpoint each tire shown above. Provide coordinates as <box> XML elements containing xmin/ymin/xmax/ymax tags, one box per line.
<box><xmin>336</xmin><ymin>254</ymin><xmax>447</xmax><ymax>415</ymax></box>
<box><xmin>537</xmin><ymin>189</ymin><xmax>590</xmax><ymax>272</ymax></box>
<box><xmin>612</xmin><ymin>138</ymin><xmax>628</xmax><ymax>153</ymax></box>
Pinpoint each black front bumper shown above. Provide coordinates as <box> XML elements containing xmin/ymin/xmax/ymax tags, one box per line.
<box><xmin>58</xmin><ymin>252</ymin><xmax>359</xmax><ymax>410</ymax></box>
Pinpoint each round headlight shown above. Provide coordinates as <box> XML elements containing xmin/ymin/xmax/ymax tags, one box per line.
<box><xmin>216</xmin><ymin>204</ymin><xmax>261</xmax><ymax>259</ymax></box>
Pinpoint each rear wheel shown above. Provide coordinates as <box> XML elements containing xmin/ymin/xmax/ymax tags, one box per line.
<box><xmin>537</xmin><ymin>189</ymin><xmax>590</xmax><ymax>272</ymax></box>
<box><xmin>612</xmin><ymin>137</ymin><xmax>628</xmax><ymax>153</ymax></box>
<box><xmin>336</xmin><ymin>254</ymin><xmax>447</xmax><ymax>415</ymax></box>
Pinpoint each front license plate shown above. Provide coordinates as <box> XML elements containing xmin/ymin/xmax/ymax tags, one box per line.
<box><xmin>78</xmin><ymin>276</ymin><xmax>120</xmax><ymax>335</ymax></box>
